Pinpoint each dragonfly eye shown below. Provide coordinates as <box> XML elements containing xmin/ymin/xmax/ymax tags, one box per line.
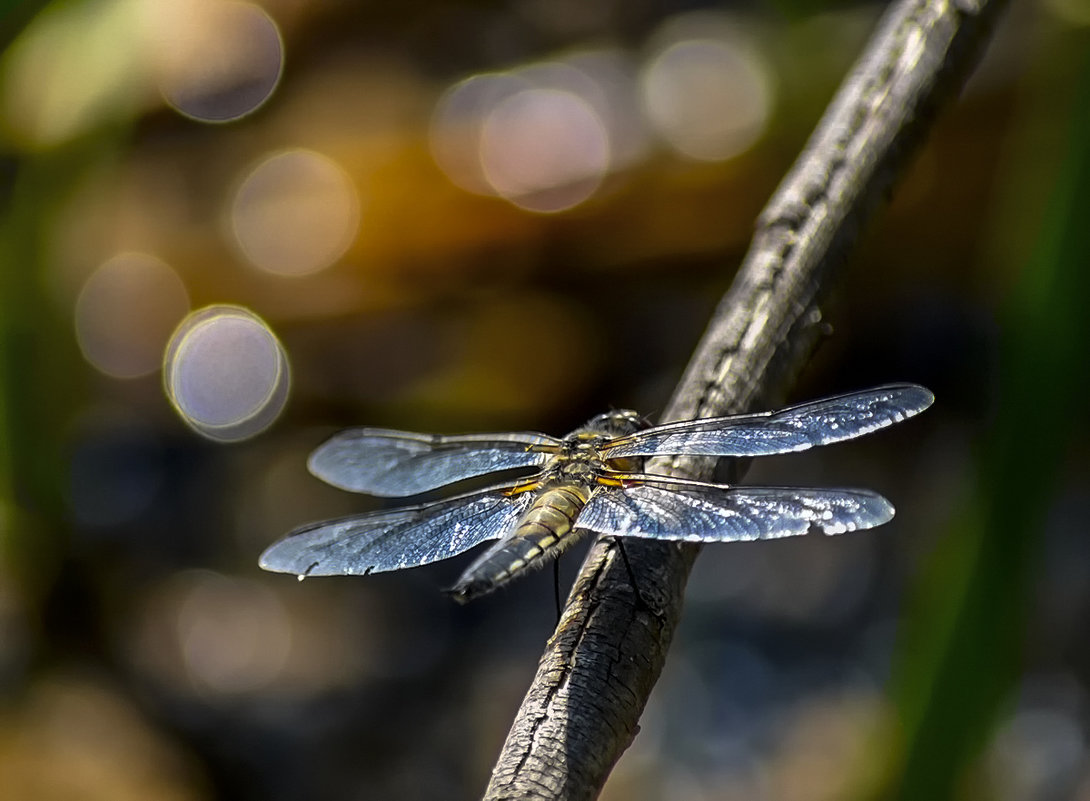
<box><xmin>591</xmin><ymin>409</ymin><xmax>649</xmax><ymax>436</ymax></box>
<box><xmin>581</xmin><ymin>410</ymin><xmax>645</xmax><ymax>434</ymax></box>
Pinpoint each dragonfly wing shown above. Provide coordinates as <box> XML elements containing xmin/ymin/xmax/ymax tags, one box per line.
<box><xmin>577</xmin><ymin>478</ymin><xmax>893</xmax><ymax>542</ymax></box>
<box><xmin>259</xmin><ymin>485</ymin><xmax>536</xmax><ymax>577</ymax></box>
<box><xmin>308</xmin><ymin>428</ymin><xmax>559</xmax><ymax>496</ymax></box>
<box><xmin>601</xmin><ymin>383</ymin><xmax>934</xmax><ymax>458</ymax></box>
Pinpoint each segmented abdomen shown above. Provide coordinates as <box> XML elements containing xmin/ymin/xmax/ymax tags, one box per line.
<box><xmin>447</xmin><ymin>483</ymin><xmax>591</xmax><ymax>602</ymax></box>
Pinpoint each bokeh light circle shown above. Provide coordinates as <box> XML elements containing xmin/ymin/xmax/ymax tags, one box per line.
<box><xmin>230</xmin><ymin>149</ymin><xmax>361</xmax><ymax>277</ymax></box>
<box><xmin>479</xmin><ymin>87</ymin><xmax>610</xmax><ymax>213</ymax></box>
<box><xmin>145</xmin><ymin>0</ymin><xmax>284</xmax><ymax>123</ymax></box>
<box><xmin>74</xmin><ymin>253</ymin><xmax>190</xmax><ymax>379</ymax></box>
<box><xmin>429</xmin><ymin>72</ymin><xmax>528</xmax><ymax>197</ymax></box>
<box><xmin>176</xmin><ymin>571</ymin><xmax>291</xmax><ymax>695</ymax></box>
<box><xmin>640</xmin><ymin>32</ymin><xmax>773</xmax><ymax>162</ymax></box>
<box><xmin>164</xmin><ymin>305</ymin><xmax>290</xmax><ymax>442</ymax></box>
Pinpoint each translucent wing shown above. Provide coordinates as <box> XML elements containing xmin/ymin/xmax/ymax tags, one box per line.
<box><xmin>308</xmin><ymin>428</ymin><xmax>559</xmax><ymax>497</ymax></box>
<box><xmin>259</xmin><ymin>485</ymin><xmax>537</xmax><ymax>577</ymax></box>
<box><xmin>600</xmin><ymin>383</ymin><xmax>934</xmax><ymax>459</ymax></box>
<box><xmin>577</xmin><ymin>477</ymin><xmax>893</xmax><ymax>541</ymax></box>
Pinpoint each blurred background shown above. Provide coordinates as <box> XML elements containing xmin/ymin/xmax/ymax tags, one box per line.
<box><xmin>0</xmin><ymin>0</ymin><xmax>1088</xmax><ymax>799</ymax></box>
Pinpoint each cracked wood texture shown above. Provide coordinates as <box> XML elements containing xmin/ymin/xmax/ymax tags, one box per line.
<box><xmin>482</xmin><ymin>0</ymin><xmax>1006</xmax><ymax>798</ymax></box>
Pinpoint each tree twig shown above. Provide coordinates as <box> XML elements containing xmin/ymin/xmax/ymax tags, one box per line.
<box><xmin>482</xmin><ymin>0</ymin><xmax>1006</xmax><ymax>798</ymax></box>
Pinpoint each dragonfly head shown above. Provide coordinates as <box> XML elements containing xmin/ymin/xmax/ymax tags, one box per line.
<box><xmin>581</xmin><ymin>409</ymin><xmax>650</xmax><ymax>438</ymax></box>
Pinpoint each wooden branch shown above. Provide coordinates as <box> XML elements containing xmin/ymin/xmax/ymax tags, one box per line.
<box><xmin>482</xmin><ymin>0</ymin><xmax>1006</xmax><ymax>798</ymax></box>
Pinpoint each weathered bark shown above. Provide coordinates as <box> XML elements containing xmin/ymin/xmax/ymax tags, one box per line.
<box><xmin>483</xmin><ymin>0</ymin><xmax>1006</xmax><ymax>798</ymax></box>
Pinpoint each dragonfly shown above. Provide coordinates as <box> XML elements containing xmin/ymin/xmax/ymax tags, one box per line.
<box><xmin>260</xmin><ymin>383</ymin><xmax>933</xmax><ymax>602</ymax></box>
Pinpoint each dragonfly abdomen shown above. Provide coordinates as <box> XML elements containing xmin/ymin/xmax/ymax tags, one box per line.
<box><xmin>446</xmin><ymin>483</ymin><xmax>591</xmax><ymax>603</ymax></box>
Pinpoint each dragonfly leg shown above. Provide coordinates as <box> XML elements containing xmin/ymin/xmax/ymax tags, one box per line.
<box><xmin>553</xmin><ymin>559</ymin><xmax>562</xmax><ymax>623</ymax></box>
<box><xmin>613</xmin><ymin>538</ymin><xmax>655</xmax><ymax>614</ymax></box>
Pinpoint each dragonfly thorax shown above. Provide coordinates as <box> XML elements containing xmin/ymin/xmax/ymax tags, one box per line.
<box><xmin>546</xmin><ymin>451</ymin><xmax>601</xmax><ymax>484</ymax></box>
